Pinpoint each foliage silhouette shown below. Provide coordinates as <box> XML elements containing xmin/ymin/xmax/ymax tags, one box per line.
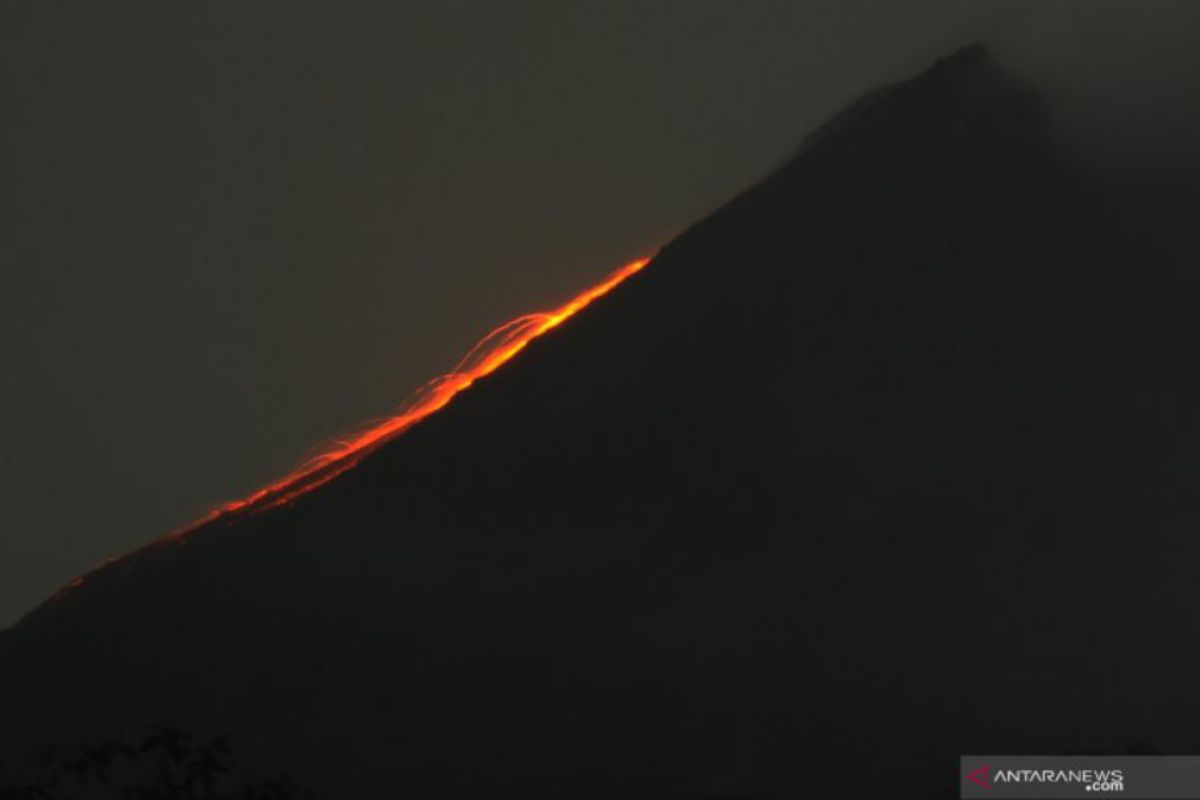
<box><xmin>0</xmin><ymin>724</ymin><xmax>312</xmax><ymax>800</ymax></box>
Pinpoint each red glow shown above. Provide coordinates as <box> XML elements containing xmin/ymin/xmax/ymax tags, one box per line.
<box><xmin>43</xmin><ymin>256</ymin><xmax>649</xmax><ymax>608</ymax></box>
<box><xmin>186</xmin><ymin>256</ymin><xmax>650</xmax><ymax>527</ymax></box>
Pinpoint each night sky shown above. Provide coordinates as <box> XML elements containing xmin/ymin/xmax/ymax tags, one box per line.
<box><xmin>2</xmin><ymin>1</ymin><xmax>1198</xmax><ymax>627</ymax></box>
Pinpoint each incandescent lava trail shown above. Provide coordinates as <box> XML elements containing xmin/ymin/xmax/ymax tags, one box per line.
<box><xmin>192</xmin><ymin>256</ymin><xmax>650</xmax><ymax>525</ymax></box>
<box><xmin>44</xmin><ymin>256</ymin><xmax>649</xmax><ymax>605</ymax></box>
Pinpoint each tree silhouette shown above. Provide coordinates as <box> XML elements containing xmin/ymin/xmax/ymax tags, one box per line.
<box><xmin>0</xmin><ymin>724</ymin><xmax>312</xmax><ymax>800</ymax></box>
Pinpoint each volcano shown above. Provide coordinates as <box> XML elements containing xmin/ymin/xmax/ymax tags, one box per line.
<box><xmin>4</xmin><ymin>45</ymin><xmax>1200</xmax><ymax>799</ymax></box>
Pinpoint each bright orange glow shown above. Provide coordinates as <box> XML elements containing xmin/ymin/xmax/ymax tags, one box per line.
<box><xmin>184</xmin><ymin>256</ymin><xmax>650</xmax><ymax>527</ymax></box>
<box><xmin>43</xmin><ymin>256</ymin><xmax>649</xmax><ymax>608</ymax></box>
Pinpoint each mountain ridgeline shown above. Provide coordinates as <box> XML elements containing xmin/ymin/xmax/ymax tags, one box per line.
<box><xmin>3</xmin><ymin>45</ymin><xmax>1200</xmax><ymax>798</ymax></box>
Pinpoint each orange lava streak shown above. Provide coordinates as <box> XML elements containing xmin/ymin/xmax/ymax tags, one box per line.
<box><xmin>188</xmin><ymin>256</ymin><xmax>650</xmax><ymax>527</ymax></box>
<box><xmin>41</xmin><ymin>256</ymin><xmax>650</xmax><ymax>608</ymax></box>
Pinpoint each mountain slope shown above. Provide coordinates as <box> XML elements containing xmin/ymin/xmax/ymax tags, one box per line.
<box><xmin>3</xmin><ymin>45</ymin><xmax>1200</xmax><ymax>799</ymax></box>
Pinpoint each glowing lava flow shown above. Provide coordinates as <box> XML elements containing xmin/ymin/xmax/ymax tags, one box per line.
<box><xmin>189</xmin><ymin>256</ymin><xmax>650</xmax><ymax>527</ymax></box>
<box><xmin>41</xmin><ymin>257</ymin><xmax>649</xmax><ymax>606</ymax></box>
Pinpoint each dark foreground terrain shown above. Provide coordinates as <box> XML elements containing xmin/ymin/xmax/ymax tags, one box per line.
<box><xmin>3</xmin><ymin>46</ymin><xmax>1200</xmax><ymax>798</ymax></box>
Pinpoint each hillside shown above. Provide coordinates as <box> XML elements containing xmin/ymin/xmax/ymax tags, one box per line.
<box><xmin>3</xmin><ymin>45</ymin><xmax>1200</xmax><ymax>799</ymax></box>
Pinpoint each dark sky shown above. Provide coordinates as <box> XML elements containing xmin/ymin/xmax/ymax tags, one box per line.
<box><xmin>2</xmin><ymin>1</ymin><xmax>1197</xmax><ymax>627</ymax></box>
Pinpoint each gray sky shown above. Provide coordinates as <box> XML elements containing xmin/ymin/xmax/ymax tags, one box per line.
<box><xmin>2</xmin><ymin>1</ymin><xmax>1196</xmax><ymax>627</ymax></box>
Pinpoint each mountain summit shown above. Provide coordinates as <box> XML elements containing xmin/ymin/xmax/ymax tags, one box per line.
<box><xmin>4</xmin><ymin>45</ymin><xmax>1200</xmax><ymax>798</ymax></box>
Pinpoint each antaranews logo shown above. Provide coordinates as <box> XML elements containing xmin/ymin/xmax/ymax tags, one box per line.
<box><xmin>961</xmin><ymin>758</ymin><xmax>1131</xmax><ymax>798</ymax></box>
<box><xmin>991</xmin><ymin>767</ymin><xmax>1124</xmax><ymax>793</ymax></box>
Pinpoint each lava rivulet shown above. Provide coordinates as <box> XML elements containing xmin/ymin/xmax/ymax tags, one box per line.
<box><xmin>43</xmin><ymin>256</ymin><xmax>649</xmax><ymax>606</ymax></box>
<box><xmin>190</xmin><ymin>256</ymin><xmax>650</xmax><ymax>525</ymax></box>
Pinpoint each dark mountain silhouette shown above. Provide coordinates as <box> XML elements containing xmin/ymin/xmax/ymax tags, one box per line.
<box><xmin>4</xmin><ymin>44</ymin><xmax>1200</xmax><ymax>798</ymax></box>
